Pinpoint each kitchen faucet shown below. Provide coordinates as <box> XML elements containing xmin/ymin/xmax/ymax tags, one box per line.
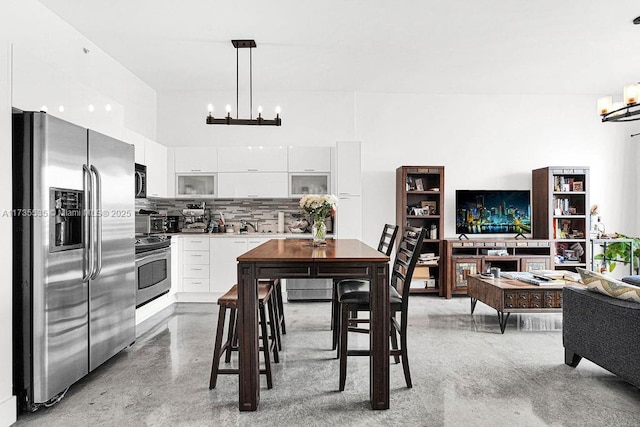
<box><xmin>240</xmin><ymin>219</ymin><xmax>258</xmax><ymax>232</ymax></box>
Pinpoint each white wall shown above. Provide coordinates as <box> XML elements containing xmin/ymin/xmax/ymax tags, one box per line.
<box><xmin>0</xmin><ymin>42</ymin><xmax>16</xmax><ymax>427</ymax></box>
<box><xmin>1</xmin><ymin>2</ymin><xmax>158</xmax><ymax>424</ymax></box>
<box><xmin>2</xmin><ymin>0</ymin><xmax>157</xmax><ymax>140</ymax></box>
<box><xmin>157</xmin><ymin>89</ymin><xmax>635</xmax><ymax>249</ymax></box>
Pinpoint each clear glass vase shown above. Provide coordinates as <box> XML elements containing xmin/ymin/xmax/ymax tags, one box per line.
<box><xmin>312</xmin><ymin>217</ymin><xmax>327</xmax><ymax>246</ymax></box>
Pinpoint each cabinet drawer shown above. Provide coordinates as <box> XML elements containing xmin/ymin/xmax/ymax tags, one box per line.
<box><xmin>183</xmin><ymin>238</ymin><xmax>210</xmax><ymax>251</ymax></box>
<box><xmin>505</xmin><ymin>291</ymin><xmax>518</xmax><ymax>309</ymax></box>
<box><xmin>183</xmin><ymin>251</ymin><xmax>210</xmax><ymax>264</ymax></box>
<box><xmin>183</xmin><ymin>264</ymin><xmax>209</xmax><ymax>278</ymax></box>
<box><xmin>530</xmin><ymin>292</ymin><xmax>543</xmax><ymax>309</ymax></box>
<box><xmin>183</xmin><ymin>278</ymin><xmax>209</xmax><ymax>293</ymax></box>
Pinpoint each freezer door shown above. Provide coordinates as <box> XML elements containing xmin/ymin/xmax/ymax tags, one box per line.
<box><xmin>25</xmin><ymin>113</ymin><xmax>90</xmax><ymax>404</ymax></box>
<box><xmin>87</xmin><ymin>130</ymin><xmax>136</xmax><ymax>371</ymax></box>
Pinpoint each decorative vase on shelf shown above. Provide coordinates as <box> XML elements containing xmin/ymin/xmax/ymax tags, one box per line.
<box><xmin>312</xmin><ymin>217</ymin><xmax>327</xmax><ymax>246</ymax></box>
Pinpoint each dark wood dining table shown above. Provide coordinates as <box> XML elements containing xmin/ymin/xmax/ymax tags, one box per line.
<box><xmin>236</xmin><ymin>238</ymin><xmax>390</xmax><ymax>411</ymax></box>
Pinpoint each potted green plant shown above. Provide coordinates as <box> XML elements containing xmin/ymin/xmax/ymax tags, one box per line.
<box><xmin>594</xmin><ymin>233</ymin><xmax>640</xmax><ymax>275</ymax></box>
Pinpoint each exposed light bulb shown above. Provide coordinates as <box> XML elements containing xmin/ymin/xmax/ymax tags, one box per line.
<box><xmin>207</xmin><ymin>104</ymin><xmax>214</xmax><ymax>113</ymax></box>
<box><xmin>225</xmin><ymin>104</ymin><xmax>232</xmax><ymax>113</ymax></box>
<box><xmin>88</xmin><ymin>104</ymin><xmax>95</xmax><ymax>112</ymax></box>
<box><xmin>257</xmin><ymin>105</ymin><xmax>263</xmax><ymax>114</ymax></box>
<box><xmin>58</xmin><ymin>105</ymin><xmax>64</xmax><ymax>113</ymax></box>
<box><xmin>40</xmin><ymin>105</ymin><xmax>48</xmax><ymax>113</ymax></box>
<box><xmin>105</xmin><ymin>104</ymin><xmax>112</xmax><ymax>112</ymax></box>
<box><xmin>624</xmin><ymin>83</ymin><xmax>639</xmax><ymax>105</ymax></box>
<box><xmin>275</xmin><ymin>106</ymin><xmax>281</xmax><ymax>115</ymax></box>
<box><xmin>597</xmin><ymin>96</ymin><xmax>612</xmax><ymax>116</ymax></box>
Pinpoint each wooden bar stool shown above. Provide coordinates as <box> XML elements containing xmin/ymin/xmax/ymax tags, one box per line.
<box><xmin>209</xmin><ymin>281</ymin><xmax>279</xmax><ymax>390</ymax></box>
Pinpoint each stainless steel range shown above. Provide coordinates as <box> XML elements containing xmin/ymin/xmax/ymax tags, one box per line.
<box><xmin>135</xmin><ymin>235</ymin><xmax>172</xmax><ymax>307</ymax></box>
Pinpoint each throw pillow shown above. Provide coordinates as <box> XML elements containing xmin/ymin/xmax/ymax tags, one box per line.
<box><xmin>577</xmin><ymin>267</ymin><xmax>640</xmax><ymax>303</ymax></box>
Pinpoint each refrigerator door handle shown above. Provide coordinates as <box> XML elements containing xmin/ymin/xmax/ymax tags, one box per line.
<box><xmin>83</xmin><ymin>164</ymin><xmax>93</xmax><ymax>282</ymax></box>
<box><xmin>90</xmin><ymin>165</ymin><xmax>103</xmax><ymax>279</ymax></box>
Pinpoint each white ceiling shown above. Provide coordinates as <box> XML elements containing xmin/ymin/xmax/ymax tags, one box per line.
<box><xmin>37</xmin><ymin>0</ymin><xmax>640</xmax><ymax>97</ymax></box>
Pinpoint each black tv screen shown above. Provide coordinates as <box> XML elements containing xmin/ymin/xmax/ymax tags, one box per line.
<box><xmin>455</xmin><ymin>190</ymin><xmax>531</xmax><ymax>235</ymax></box>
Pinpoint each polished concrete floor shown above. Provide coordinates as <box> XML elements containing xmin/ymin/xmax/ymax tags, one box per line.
<box><xmin>14</xmin><ymin>296</ymin><xmax>640</xmax><ymax>426</ymax></box>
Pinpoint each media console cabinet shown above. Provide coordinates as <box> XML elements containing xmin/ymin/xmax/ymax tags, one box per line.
<box><xmin>443</xmin><ymin>238</ymin><xmax>553</xmax><ymax>299</ymax></box>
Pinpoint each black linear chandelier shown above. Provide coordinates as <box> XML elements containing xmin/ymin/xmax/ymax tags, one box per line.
<box><xmin>598</xmin><ymin>17</ymin><xmax>640</xmax><ymax>123</ymax></box>
<box><xmin>598</xmin><ymin>83</ymin><xmax>640</xmax><ymax>123</ymax></box>
<box><xmin>206</xmin><ymin>39</ymin><xmax>281</xmax><ymax>126</ymax></box>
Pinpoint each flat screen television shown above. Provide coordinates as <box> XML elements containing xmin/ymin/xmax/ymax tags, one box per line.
<box><xmin>455</xmin><ymin>190</ymin><xmax>531</xmax><ymax>236</ymax></box>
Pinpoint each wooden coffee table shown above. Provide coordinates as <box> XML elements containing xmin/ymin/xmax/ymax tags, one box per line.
<box><xmin>467</xmin><ymin>274</ymin><xmax>581</xmax><ymax>333</ymax></box>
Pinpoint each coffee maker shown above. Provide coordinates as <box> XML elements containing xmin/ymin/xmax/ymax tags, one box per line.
<box><xmin>166</xmin><ymin>215</ymin><xmax>180</xmax><ymax>233</ymax></box>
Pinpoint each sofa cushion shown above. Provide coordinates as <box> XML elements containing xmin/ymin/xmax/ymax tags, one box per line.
<box><xmin>622</xmin><ymin>275</ymin><xmax>640</xmax><ymax>287</ymax></box>
<box><xmin>577</xmin><ymin>267</ymin><xmax>640</xmax><ymax>303</ymax></box>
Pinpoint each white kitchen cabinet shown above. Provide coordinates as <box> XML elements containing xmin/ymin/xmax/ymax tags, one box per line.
<box><xmin>247</xmin><ymin>236</ymin><xmax>272</xmax><ymax>251</ymax></box>
<box><xmin>217</xmin><ymin>146</ymin><xmax>287</xmax><ymax>172</ymax></box>
<box><xmin>175</xmin><ymin>174</ymin><xmax>217</xmax><ymax>198</ymax></box>
<box><xmin>289</xmin><ymin>173</ymin><xmax>330</xmax><ymax>197</ymax></box>
<box><xmin>336</xmin><ymin>141</ymin><xmax>361</xmax><ymax>196</ymax></box>
<box><xmin>145</xmin><ymin>139</ymin><xmax>168</xmax><ymax>198</ymax></box>
<box><xmin>123</xmin><ymin>128</ymin><xmax>146</xmax><ymax>164</ymax></box>
<box><xmin>182</xmin><ymin>237</ymin><xmax>210</xmax><ymax>292</ymax></box>
<box><xmin>288</xmin><ymin>146</ymin><xmax>331</xmax><ymax>172</ymax></box>
<box><xmin>336</xmin><ymin>195</ymin><xmax>362</xmax><ymax>240</ymax></box>
<box><xmin>218</xmin><ymin>172</ymin><xmax>288</xmax><ymax>198</ymax></box>
<box><xmin>210</xmin><ymin>238</ymin><xmax>248</xmax><ymax>293</ymax></box>
<box><xmin>174</xmin><ymin>147</ymin><xmax>218</xmax><ymax>173</ymax></box>
<box><xmin>166</xmin><ymin>148</ymin><xmax>175</xmax><ymax>198</ymax></box>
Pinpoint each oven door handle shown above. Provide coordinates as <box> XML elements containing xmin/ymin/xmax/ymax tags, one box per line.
<box><xmin>136</xmin><ymin>247</ymin><xmax>171</xmax><ymax>263</ymax></box>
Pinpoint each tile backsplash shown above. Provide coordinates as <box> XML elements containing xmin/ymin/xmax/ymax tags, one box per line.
<box><xmin>135</xmin><ymin>198</ymin><xmax>318</xmax><ymax>233</ymax></box>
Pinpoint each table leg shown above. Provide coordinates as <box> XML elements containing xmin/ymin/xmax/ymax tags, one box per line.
<box><xmin>497</xmin><ymin>310</ymin><xmax>511</xmax><ymax>334</ymax></box>
<box><xmin>370</xmin><ymin>262</ymin><xmax>390</xmax><ymax>410</ymax></box>
<box><xmin>238</xmin><ymin>262</ymin><xmax>260</xmax><ymax>411</ymax></box>
<box><xmin>470</xmin><ymin>297</ymin><xmax>478</xmax><ymax>314</ymax></box>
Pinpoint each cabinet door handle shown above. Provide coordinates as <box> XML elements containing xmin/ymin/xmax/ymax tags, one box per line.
<box><xmin>190</xmin><ymin>169</ymin><xmax>202</xmax><ymax>172</ymax></box>
<box><xmin>247</xmin><ymin>169</ymin><xmax>258</xmax><ymax>172</ymax></box>
<box><xmin>191</xmin><ymin>268</ymin><xmax>202</xmax><ymax>271</ymax></box>
<box><xmin>304</xmin><ymin>169</ymin><xmax>315</xmax><ymax>172</ymax></box>
<box><xmin>191</xmin><ymin>254</ymin><xmax>202</xmax><ymax>257</ymax></box>
<box><xmin>247</xmin><ymin>194</ymin><xmax>258</xmax><ymax>198</ymax></box>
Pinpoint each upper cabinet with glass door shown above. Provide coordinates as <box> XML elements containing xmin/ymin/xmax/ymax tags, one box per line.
<box><xmin>174</xmin><ymin>147</ymin><xmax>217</xmax><ymax>198</ymax></box>
<box><xmin>288</xmin><ymin>146</ymin><xmax>331</xmax><ymax>197</ymax></box>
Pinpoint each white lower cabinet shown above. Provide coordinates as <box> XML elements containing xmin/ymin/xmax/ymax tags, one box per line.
<box><xmin>182</xmin><ymin>237</ymin><xmax>210</xmax><ymax>292</ymax></box>
<box><xmin>210</xmin><ymin>238</ymin><xmax>247</xmax><ymax>293</ymax></box>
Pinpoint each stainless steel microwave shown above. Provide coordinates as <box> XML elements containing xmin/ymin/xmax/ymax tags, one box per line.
<box><xmin>135</xmin><ymin>163</ymin><xmax>147</xmax><ymax>198</ymax></box>
<box><xmin>135</xmin><ymin>214</ymin><xmax>166</xmax><ymax>234</ymax></box>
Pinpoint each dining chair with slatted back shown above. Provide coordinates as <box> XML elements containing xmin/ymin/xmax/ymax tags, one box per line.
<box><xmin>330</xmin><ymin>224</ymin><xmax>399</xmax><ymax>350</ymax></box>
<box><xmin>336</xmin><ymin>225</ymin><xmax>426</xmax><ymax>390</ymax></box>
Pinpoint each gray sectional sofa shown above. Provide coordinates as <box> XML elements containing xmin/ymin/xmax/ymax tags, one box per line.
<box><xmin>563</xmin><ymin>285</ymin><xmax>640</xmax><ymax>388</ymax></box>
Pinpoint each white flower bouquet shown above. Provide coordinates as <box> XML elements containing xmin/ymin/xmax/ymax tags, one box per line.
<box><xmin>299</xmin><ymin>194</ymin><xmax>337</xmax><ymax>222</ymax></box>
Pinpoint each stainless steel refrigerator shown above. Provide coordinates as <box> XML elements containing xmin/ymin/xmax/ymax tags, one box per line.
<box><xmin>12</xmin><ymin>112</ymin><xmax>136</xmax><ymax>411</ymax></box>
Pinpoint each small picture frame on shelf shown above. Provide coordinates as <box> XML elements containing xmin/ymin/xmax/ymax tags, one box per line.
<box><xmin>406</xmin><ymin>176</ymin><xmax>415</xmax><ymax>191</ymax></box>
<box><xmin>415</xmin><ymin>178</ymin><xmax>424</xmax><ymax>191</ymax></box>
<box><xmin>573</xmin><ymin>181</ymin><xmax>583</xmax><ymax>192</ymax></box>
<box><xmin>411</xmin><ymin>207</ymin><xmax>426</xmax><ymax>216</ymax></box>
<box><xmin>421</xmin><ymin>200</ymin><xmax>437</xmax><ymax>215</ymax></box>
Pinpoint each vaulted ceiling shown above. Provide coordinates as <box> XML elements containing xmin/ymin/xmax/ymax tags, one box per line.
<box><xmin>38</xmin><ymin>0</ymin><xmax>640</xmax><ymax>97</ymax></box>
